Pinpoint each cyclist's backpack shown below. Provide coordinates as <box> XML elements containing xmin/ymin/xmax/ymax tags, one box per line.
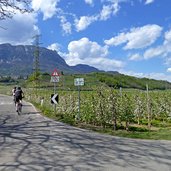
<box><xmin>15</xmin><ymin>90</ymin><xmax>22</xmax><ymax>98</ymax></box>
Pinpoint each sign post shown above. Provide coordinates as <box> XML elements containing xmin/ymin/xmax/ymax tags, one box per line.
<box><xmin>74</xmin><ymin>78</ymin><xmax>84</xmax><ymax>120</ymax></box>
<box><xmin>50</xmin><ymin>69</ymin><xmax>60</xmax><ymax>114</ymax></box>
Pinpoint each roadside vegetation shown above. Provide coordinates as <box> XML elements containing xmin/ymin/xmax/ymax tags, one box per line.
<box><xmin>0</xmin><ymin>72</ymin><xmax>171</xmax><ymax>140</ymax></box>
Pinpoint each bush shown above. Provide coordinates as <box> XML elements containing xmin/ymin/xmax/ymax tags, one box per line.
<box><xmin>129</xmin><ymin>126</ymin><xmax>148</xmax><ymax>132</ymax></box>
<box><xmin>151</xmin><ymin>120</ymin><xmax>167</xmax><ymax>127</ymax></box>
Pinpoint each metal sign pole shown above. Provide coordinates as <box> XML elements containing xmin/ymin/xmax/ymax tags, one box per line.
<box><xmin>51</xmin><ymin>69</ymin><xmax>60</xmax><ymax>116</ymax></box>
<box><xmin>54</xmin><ymin>82</ymin><xmax>56</xmax><ymax>115</ymax></box>
<box><xmin>77</xmin><ymin>85</ymin><xmax>80</xmax><ymax>120</ymax></box>
<box><xmin>74</xmin><ymin>78</ymin><xmax>84</xmax><ymax>121</ymax></box>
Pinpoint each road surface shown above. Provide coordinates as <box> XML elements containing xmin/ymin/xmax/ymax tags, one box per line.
<box><xmin>0</xmin><ymin>94</ymin><xmax>171</xmax><ymax>171</ymax></box>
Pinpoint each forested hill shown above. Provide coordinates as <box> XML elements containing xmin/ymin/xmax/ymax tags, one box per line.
<box><xmin>91</xmin><ymin>72</ymin><xmax>171</xmax><ymax>90</ymax></box>
<box><xmin>1</xmin><ymin>71</ymin><xmax>171</xmax><ymax>90</ymax></box>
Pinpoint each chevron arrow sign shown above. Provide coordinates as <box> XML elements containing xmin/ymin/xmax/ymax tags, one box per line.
<box><xmin>51</xmin><ymin>94</ymin><xmax>58</xmax><ymax>104</ymax></box>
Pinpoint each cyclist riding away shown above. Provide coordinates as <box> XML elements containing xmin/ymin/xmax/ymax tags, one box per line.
<box><xmin>14</xmin><ymin>86</ymin><xmax>24</xmax><ymax>113</ymax></box>
<box><xmin>12</xmin><ymin>86</ymin><xmax>16</xmax><ymax>102</ymax></box>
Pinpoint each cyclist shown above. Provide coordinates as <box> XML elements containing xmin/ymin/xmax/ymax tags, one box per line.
<box><xmin>12</xmin><ymin>86</ymin><xmax>16</xmax><ymax>102</ymax></box>
<box><xmin>14</xmin><ymin>86</ymin><xmax>24</xmax><ymax>112</ymax></box>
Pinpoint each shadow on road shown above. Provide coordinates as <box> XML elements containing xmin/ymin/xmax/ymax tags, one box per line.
<box><xmin>0</xmin><ymin>111</ymin><xmax>171</xmax><ymax>171</ymax></box>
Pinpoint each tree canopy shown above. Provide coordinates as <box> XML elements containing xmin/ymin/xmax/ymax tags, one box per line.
<box><xmin>0</xmin><ymin>0</ymin><xmax>32</xmax><ymax>20</ymax></box>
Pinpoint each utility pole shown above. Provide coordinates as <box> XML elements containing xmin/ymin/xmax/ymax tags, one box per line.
<box><xmin>33</xmin><ymin>34</ymin><xmax>41</xmax><ymax>94</ymax></box>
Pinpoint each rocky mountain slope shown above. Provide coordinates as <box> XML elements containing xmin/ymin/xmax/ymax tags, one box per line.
<box><xmin>0</xmin><ymin>43</ymin><xmax>100</xmax><ymax>76</ymax></box>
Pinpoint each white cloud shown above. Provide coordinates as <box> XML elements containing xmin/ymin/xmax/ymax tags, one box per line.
<box><xmin>129</xmin><ymin>53</ymin><xmax>142</xmax><ymax>61</ymax></box>
<box><xmin>74</xmin><ymin>15</ymin><xmax>98</xmax><ymax>32</ymax></box>
<box><xmin>144</xmin><ymin>46</ymin><xmax>165</xmax><ymax>59</ymax></box>
<box><xmin>74</xmin><ymin>2</ymin><xmax>120</xmax><ymax>32</ymax></box>
<box><xmin>74</xmin><ymin>0</ymin><xmax>125</xmax><ymax>31</ymax></box>
<box><xmin>164</xmin><ymin>29</ymin><xmax>171</xmax><ymax>45</ymax></box>
<box><xmin>100</xmin><ymin>3</ymin><xmax>120</xmax><ymax>20</ymax></box>
<box><xmin>85</xmin><ymin>0</ymin><xmax>94</xmax><ymax>6</ymax></box>
<box><xmin>59</xmin><ymin>15</ymin><xmax>72</xmax><ymax>34</ymax></box>
<box><xmin>143</xmin><ymin>28</ymin><xmax>171</xmax><ymax>60</ymax></box>
<box><xmin>47</xmin><ymin>43</ymin><xmax>61</xmax><ymax>52</ymax></box>
<box><xmin>165</xmin><ymin>57</ymin><xmax>171</xmax><ymax>66</ymax></box>
<box><xmin>100</xmin><ymin>5</ymin><xmax>113</xmax><ymax>20</ymax></box>
<box><xmin>67</xmin><ymin>37</ymin><xmax>108</xmax><ymax>59</ymax></box>
<box><xmin>32</xmin><ymin>0</ymin><xmax>60</xmax><ymax>20</ymax></box>
<box><xmin>120</xmin><ymin>70</ymin><xmax>171</xmax><ymax>82</ymax></box>
<box><xmin>104</xmin><ymin>24</ymin><xmax>162</xmax><ymax>49</ymax></box>
<box><xmin>167</xmin><ymin>68</ymin><xmax>171</xmax><ymax>72</ymax></box>
<box><xmin>0</xmin><ymin>12</ymin><xmax>39</xmax><ymax>45</ymax></box>
<box><xmin>88</xmin><ymin>57</ymin><xmax>124</xmax><ymax>70</ymax></box>
<box><xmin>145</xmin><ymin>0</ymin><xmax>155</xmax><ymax>5</ymax></box>
<box><xmin>149</xmin><ymin>72</ymin><xmax>171</xmax><ymax>82</ymax></box>
<box><xmin>144</xmin><ymin>44</ymin><xmax>171</xmax><ymax>60</ymax></box>
<box><xmin>104</xmin><ymin>32</ymin><xmax>127</xmax><ymax>46</ymax></box>
<box><xmin>62</xmin><ymin>37</ymin><xmax>124</xmax><ymax>70</ymax></box>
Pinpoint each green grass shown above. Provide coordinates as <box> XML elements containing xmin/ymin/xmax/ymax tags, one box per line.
<box><xmin>78</xmin><ymin>125</ymin><xmax>171</xmax><ymax>140</ymax></box>
<box><xmin>0</xmin><ymin>84</ymin><xmax>13</xmax><ymax>95</ymax></box>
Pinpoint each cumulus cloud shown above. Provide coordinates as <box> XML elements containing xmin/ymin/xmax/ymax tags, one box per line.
<box><xmin>100</xmin><ymin>5</ymin><xmax>113</xmax><ymax>20</ymax></box>
<box><xmin>100</xmin><ymin>3</ymin><xmax>120</xmax><ymax>20</ymax></box>
<box><xmin>67</xmin><ymin>37</ymin><xmax>108</xmax><ymax>59</ymax></box>
<box><xmin>74</xmin><ymin>15</ymin><xmax>98</xmax><ymax>32</ymax></box>
<box><xmin>74</xmin><ymin>16</ymin><xmax>98</xmax><ymax>32</ymax></box>
<box><xmin>143</xmin><ymin>28</ymin><xmax>171</xmax><ymax>59</ymax></box>
<box><xmin>129</xmin><ymin>53</ymin><xmax>142</xmax><ymax>61</ymax></box>
<box><xmin>164</xmin><ymin>29</ymin><xmax>171</xmax><ymax>45</ymax></box>
<box><xmin>74</xmin><ymin>0</ymin><xmax>124</xmax><ymax>31</ymax></box>
<box><xmin>62</xmin><ymin>37</ymin><xmax>124</xmax><ymax>70</ymax></box>
<box><xmin>144</xmin><ymin>46</ymin><xmax>165</xmax><ymax>59</ymax></box>
<box><xmin>104</xmin><ymin>32</ymin><xmax>127</xmax><ymax>46</ymax></box>
<box><xmin>0</xmin><ymin>12</ymin><xmax>39</xmax><ymax>45</ymax></box>
<box><xmin>58</xmin><ymin>15</ymin><xmax>72</xmax><ymax>34</ymax></box>
<box><xmin>167</xmin><ymin>68</ymin><xmax>171</xmax><ymax>72</ymax></box>
<box><xmin>47</xmin><ymin>43</ymin><xmax>61</xmax><ymax>52</ymax></box>
<box><xmin>32</xmin><ymin>0</ymin><xmax>60</xmax><ymax>20</ymax></box>
<box><xmin>104</xmin><ymin>24</ymin><xmax>162</xmax><ymax>49</ymax></box>
<box><xmin>145</xmin><ymin>0</ymin><xmax>155</xmax><ymax>5</ymax></box>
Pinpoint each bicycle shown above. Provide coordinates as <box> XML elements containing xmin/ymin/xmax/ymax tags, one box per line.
<box><xmin>16</xmin><ymin>100</ymin><xmax>22</xmax><ymax>115</ymax></box>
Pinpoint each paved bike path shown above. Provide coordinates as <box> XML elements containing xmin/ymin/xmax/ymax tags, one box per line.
<box><xmin>0</xmin><ymin>94</ymin><xmax>171</xmax><ymax>171</ymax></box>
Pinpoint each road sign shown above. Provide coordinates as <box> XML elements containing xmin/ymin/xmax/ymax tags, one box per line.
<box><xmin>51</xmin><ymin>69</ymin><xmax>60</xmax><ymax>76</ymax></box>
<box><xmin>51</xmin><ymin>94</ymin><xmax>58</xmax><ymax>104</ymax></box>
<box><xmin>74</xmin><ymin>78</ymin><xmax>84</xmax><ymax>86</ymax></box>
<box><xmin>50</xmin><ymin>76</ymin><xmax>59</xmax><ymax>83</ymax></box>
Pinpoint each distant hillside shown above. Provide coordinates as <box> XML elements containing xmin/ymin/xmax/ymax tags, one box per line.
<box><xmin>70</xmin><ymin>64</ymin><xmax>100</xmax><ymax>73</ymax></box>
<box><xmin>92</xmin><ymin>72</ymin><xmax>171</xmax><ymax>90</ymax></box>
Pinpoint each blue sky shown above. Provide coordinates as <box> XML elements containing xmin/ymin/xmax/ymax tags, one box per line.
<box><xmin>1</xmin><ymin>0</ymin><xmax>171</xmax><ymax>81</ymax></box>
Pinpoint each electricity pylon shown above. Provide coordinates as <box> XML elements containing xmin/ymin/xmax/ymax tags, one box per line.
<box><xmin>32</xmin><ymin>34</ymin><xmax>41</xmax><ymax>94</ymax></box>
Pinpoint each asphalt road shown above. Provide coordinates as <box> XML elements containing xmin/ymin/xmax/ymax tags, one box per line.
<box><xmin>0</xmin><ymin>94</ymin><xmax>171</xmax><ymax>171</ymax></box>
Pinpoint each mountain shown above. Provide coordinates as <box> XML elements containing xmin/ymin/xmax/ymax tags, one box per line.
<box><xmin>71</xmin><ymin>64</ymin><xmax>100</xmax><ymax>73</ymax></box>
<box><xmin>0</xmin><ymin>43</ymin><xmax>101</xmax><ymax>76</ymax></box>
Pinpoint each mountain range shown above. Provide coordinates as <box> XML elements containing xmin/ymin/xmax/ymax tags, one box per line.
<box><xmin>0</xmin><ymin>43</ymin><xmax>100</xmax><ymax>76</ymax></box>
